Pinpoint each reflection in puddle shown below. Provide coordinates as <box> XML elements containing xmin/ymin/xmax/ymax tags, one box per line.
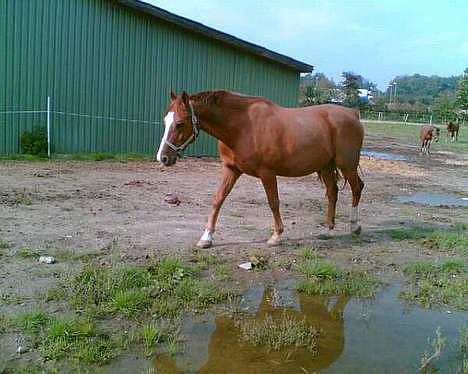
<box><xmin>154</xmin><ymin>281</ymin><xmax>465</xmax><ymax>373</ymax></box>
<box><xmin>361</xmin><ymin>151</ymin><xmax>412</xmax><ymax>161</ymax></box>
<box><xmin>398</xmin><ymin>192</ymin><xmax>468</xmax><ymax>207</ymax></box>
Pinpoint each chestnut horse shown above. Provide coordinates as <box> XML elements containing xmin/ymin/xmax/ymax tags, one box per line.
<box><xmin>157</xmin><ymin>91</ymin><xmax>364</xmax><ymax>248</ymax></box>
<box><xmin>420</xmin><ymin>125</ymin><xmax>440</xmax><ymax>155</ymax></box>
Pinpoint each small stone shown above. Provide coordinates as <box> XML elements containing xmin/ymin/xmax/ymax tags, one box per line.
<box><xmin>17</xmin><ymin>345</ymin><xmax>28</xmax><ymax>354</ymax></box>
<box><xmin>164</xmin><ymin>194</ymin><xmax>181</xmax><ymax>205</ymax></box>
<box><xmin>38</xmin><ymin>256</ymin><xmax>55</xmax><ymax>264</ymax></box>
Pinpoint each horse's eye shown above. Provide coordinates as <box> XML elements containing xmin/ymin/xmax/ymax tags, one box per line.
<box><xmin>175</xmin><ymin>122</ymin><xmax>184</xmax><ymax>128</ymax></box>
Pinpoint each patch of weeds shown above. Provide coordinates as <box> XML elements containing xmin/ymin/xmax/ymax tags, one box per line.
<box><xmin>249</xmin><ymin>251</ymin><xmax>269</xmax><ymax>271</ymax></box>
<box><xmin>111</xmin><ymin>289</ymin><xmax>151</xmax><ymax>316</ymax></box>
<box><xmin>142</xmin><ymin>322</ymin><xmax>163</xmax><ymax>357</ymax></box>
<box><xmin>197</xmin><ymin>282</ymin><xmax>235</xmax><ymax>307</ymax></box>
<box><xmin>456</xmin><ymin>326</ymin><xmax>468</xmax><ymax>372</ymax></box>
<box><xmin>401</xmin><ymin>259</ymin><xmax>467</xmax><ymax>310</ymax></box>
<box><xmin>66</xmin><ymin>257</ymin><xmax>235</xmax><ymax>319</ymax></box>
<box><xmin>238</xmin><ymin>313</ymin><xmax>319</xmax><ymax>352</ymax></box>
<box><xmin>151</xmin><ymin>298</ymin><xmax>181</xmax><ymax>319</ymax></box>
<box><xmin>52</xmin><ymin>249</ymin><xmax>101</xmax><ymax>262</ymax></box>
<box><xmin>298</xmin><ymin>258</ymin><xmax>338</xmax><ymax>279</ymax></box>
<box><xmin>16</xmin><ymin>248</ymin><xmax>47</xmax><ymax>258</ymax></box>
<box><xmin>197</xmin><ymin>254</ymin><xmax>225</xmax><ymax>271</ymax></box>
<box><xmin>68</xmin><ymin>264</ymin><xmax>152</xmax><ymax>312</ymax></box>
<box><xmin>0</xmin><ymin>239</ymin><xmax>11</xmax><ymax>249</ymax></box>
<box><xmin>15</xmin><ymin>309</ymin><xmax>49</xmax><ymax>334</ymax></box>
<box><xmin>426</xmin><ymin>225</ymin><xmax>468</xmax><ymax>255</ymax></box>
<box><xmin>1</xmin><ymin>292</ymin><xmax>29</xmax><ymax>305</ymax></box>
<box><xmin>296</xmin><ymin>248</ymin><xmax>379</xmax><ymax>298</ymax></box>
<box><xmin>386</xmin><ymin>226</ymin><xmax>432</xmax><ymax>240</ymax></box>
<box><xmin>73</xmin><ymin>334</ymin><xmax>116</xmax><ymax>364</ymax></box>
<box><xmin>166</xmin><ymin>327</ymin><xmax>182</xmax><ymax>356</ymax></box>
<box><xmin>0</xmin><ymin>315</ymin><xmax>10</xmax><ymax>333</ymax></box>
<box><xmin>300</xmin><ymin>247</ymin><xmax>316</xmax><ymax>260</ymax></box>
<box><xmin>42</xmin><ymin>318</ymin><xmax>95</xmax><ymax>361</ymax></box>
<box><xmin>214</xmin><ymin>264</ymin><xmax>229</xmax><ymax>281</ymax></box>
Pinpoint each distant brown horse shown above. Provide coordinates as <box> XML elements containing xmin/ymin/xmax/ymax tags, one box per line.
<box><xmin>157</xmin><ymin>90</ymin><xmax>364</xmax><ymax>248</ymax></box>
<box><xmin>446</xmin><ymin>121</ymin><xmax>459</xmax><ymax>142</ymax></box>
<box><xmin>420</xmin><ymin>125</ymin><xmax>440</xmax><ymax>155</ymax></box>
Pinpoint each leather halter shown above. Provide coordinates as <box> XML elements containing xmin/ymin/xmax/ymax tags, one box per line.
<box><xmin>164</xmin><ymin>101</ymin><xmax>199</xmax><ymax>156</ymax></box>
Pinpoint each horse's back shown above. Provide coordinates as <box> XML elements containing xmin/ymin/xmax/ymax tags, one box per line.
<box><xmin>290</xmin><ymin>104</ymin><xmax>363</xmax><ymax>170</ymax></box>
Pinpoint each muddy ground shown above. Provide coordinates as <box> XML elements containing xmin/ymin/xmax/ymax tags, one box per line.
<box><xmin>1</xmin><ymin>132</ymin><xmax>467</xmax><ymax>291</ymax></box>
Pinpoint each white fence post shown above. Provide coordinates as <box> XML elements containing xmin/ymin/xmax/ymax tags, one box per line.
<box><xmin>47</xmin><ymin>96</ymin><xmax>51</xmax><ymax>158</ymax></box>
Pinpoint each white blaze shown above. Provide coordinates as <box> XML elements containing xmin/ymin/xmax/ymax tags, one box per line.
<box><xmin>157</xmin><ymin>112</ymin><xmax>175</xmax><ymax>162</ymax></box>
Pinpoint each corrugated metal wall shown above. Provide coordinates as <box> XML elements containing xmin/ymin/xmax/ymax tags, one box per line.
<box><xmin>0</xmin><ymin>0</ymin><xmax>300</xmax><ymax>156</ymax></box>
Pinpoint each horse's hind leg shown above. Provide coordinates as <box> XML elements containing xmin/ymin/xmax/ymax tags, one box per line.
<box><xmin>341</xmin><ymin>168</ymin><xmax>364</xmax><ymax>235</ymax></box>
<box><xmin>317</xmin><ymin>166</ymin><xmax>338</xmax><ymax>239</ymax></box>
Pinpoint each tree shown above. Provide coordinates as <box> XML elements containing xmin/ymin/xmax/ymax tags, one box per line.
<box><xmin>456</xmin><ymin>68</ymin><xmax>468</xmax><ymax>111</ymax></box>
<box><xmin>299</xmin><ymin>73</ymin><xmax>336</xmax><ymax>106</ymax></box>
<box><xmin>341</xmin><ymin>72</ymin><xmax>360</xmax><ymax>108</ymax></box>
<box><xmin>433</xmin><ymin>94</ymin><xmax>457</xmax><ymax>122</ymax></box>
<box><xmin>371</xmin><ymin>96</ymin><xmax>386</xmax><ymax>112</ymax></box>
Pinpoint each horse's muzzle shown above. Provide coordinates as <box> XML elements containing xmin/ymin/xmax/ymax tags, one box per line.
<box><xmin>160</xmin><ymin>154</ymin><xmax>177</xmax><ymax>166</ymax></box>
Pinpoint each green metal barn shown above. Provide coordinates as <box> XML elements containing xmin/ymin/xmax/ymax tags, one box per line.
<box><xmin>0</xmin><ymin>0</ymin><xmax>313</xmax><ymax>156</ymax></box>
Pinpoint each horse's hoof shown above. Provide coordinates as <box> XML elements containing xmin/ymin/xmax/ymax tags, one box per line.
<box><xmin>317</xmin><ymin>229</ymin><xmax>336</xmax><ymax>240</ymax></box>
<box><xmin>196</xmin><ymin>239</ymin><xmax>213</xmax><ymax>249</ymax></box>
<box><xmin>351</xmin><ymin>223</ymin><xmax>362</xmax><ymax>235</ymax></box>
<box><xmin>267</xmin><ymin>237</ymin><xmax>281</xmax><ymax>247</ymax></box>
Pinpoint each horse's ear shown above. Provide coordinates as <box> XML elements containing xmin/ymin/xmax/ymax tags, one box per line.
<box><xmin>181</xmin><ymin>91</ymin><xmax>190</xmax><ymax>106</ymax></box>
<box><xmin>170</xmin><ymin>90</ymin><xmax>177</xmax><ymax>101</ymax></box>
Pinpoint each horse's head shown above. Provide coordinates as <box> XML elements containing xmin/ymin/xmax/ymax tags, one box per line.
<box><xmin>433</xmin><ymin>126</ymin><xmax>440</xmax><ymax>142</ymax></box>
<box><xmin>156</xmin><ymin>91</ymin><xmax>199</xmax><ymax>166</ymax></box>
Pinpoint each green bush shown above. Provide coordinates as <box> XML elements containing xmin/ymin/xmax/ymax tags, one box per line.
<box><xmin>20</xmin><ymin>125</ymin><xmax>48</xmax><ymax>155</ymax></box>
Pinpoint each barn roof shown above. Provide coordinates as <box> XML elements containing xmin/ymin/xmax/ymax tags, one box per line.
<box><xmin>117</xmin><ymin>0</ymin><xmax>314</xmax><ymax>73</ymax></box>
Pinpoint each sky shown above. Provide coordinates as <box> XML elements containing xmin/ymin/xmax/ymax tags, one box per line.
<box><xmin>145</xmin><ymin>0</ymin><xmax>468</xmax><ymax>91</ymax></box>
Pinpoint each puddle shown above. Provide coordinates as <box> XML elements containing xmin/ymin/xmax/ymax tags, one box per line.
<box><xmin>398</xmin><ymin>192</ymin><xmax>468</xmax><ymax>207</ymax></box>
<box><xmin>153</xmin><ymin>280</ymin><xmax>465</xmax><ymax>373</ymax></box>
<box><xmin>361</xmin><ymin>151</ymin><xmax>412</xmax><ymax>161</ymax></box>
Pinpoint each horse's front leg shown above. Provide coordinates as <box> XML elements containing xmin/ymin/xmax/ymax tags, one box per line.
<box><xmin>260</xmin><ymin>174</ymin><xmax>284</xmax><ymax>246</ymax></box>
<box><xmin>197</xmin><ymin>165</ymin><xmax>241</xmax><ymax>248</ymax></box>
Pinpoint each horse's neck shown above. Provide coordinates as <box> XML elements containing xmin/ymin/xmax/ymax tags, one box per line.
<box><xmin>196</xmin><ymin>102</ymin><xmax>245</xmax><ymax>148</ymax></box>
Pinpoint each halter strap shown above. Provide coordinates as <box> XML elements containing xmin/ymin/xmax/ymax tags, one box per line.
<box><xmin>164</xmin><ymin>100</ymin><xmax>199</xmax><ymax>156</ymax></box>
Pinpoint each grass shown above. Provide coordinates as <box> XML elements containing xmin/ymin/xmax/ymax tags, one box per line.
<box><xmin>142</xmin><ymin>322</ymin><xmax>164</xmax><ymax>357</ymax></box>
<box><xmin>363</xmin><ymin>121</ymin><xmax>468</xmax><ymax>153</ymax></box>
<box><xmin>401</xmin><ymin>259</ymin><xmax>467</xmax><ymax>310</ymax></box>
<box><xmin>386</xmin><ymin>226</ymin><xmax>433</xmax><ymax>241</ymax></box>
<box><xmin>15</xmin><ymin>309</ymin><xmax>49</xmax><ymax>334</ymax></box>
<box><xmin>15</xmin><ymin>248</ymin><xmax>48</xmax><ymax>258</ymax></box>
<box><xmin>238</xmin><ymin>313</ymin><xmax>319</xmax><ymax>352</ymax></box>
<box><xmin>0</xmin><ymin>239</ymin><xmax>11</xmax><ymax>249</ymax></box>
<box><xmin>426</xmin><ymin>223</ymin><xmax>468</xmax><ymax>255</ymax></box>
<box><xmin>296</xmin><ymin>248</ymin><xmax>380</xmax><ymax>298</ymax></box>
<box><xmin>0</xmin><ymin>315</ymin><xmax>9</xmax><ymax>333</ymax></box>
<box><xmin>66</xmin><ymin>256</ymin><xmax>235</xmax><ymax>319</ymax></box>
<box><xmin>11</xmin><ymin>314</ymin><xmax>116</xmax><ymax>365</ymax></box>
<box><xmin>386</xmin><ymin>223</ymin><xmax>468</xmax><ymax>255</ymax></box>
<box><xmin>40</xmin><ymin>318</ymin><xmax>116</xmax><ymax>364</ymax></box>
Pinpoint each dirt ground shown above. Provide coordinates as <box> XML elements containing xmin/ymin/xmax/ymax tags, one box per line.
<box><xmin>1</xmin><ymin>131</ymin><xmax>467</xmax><ymax>294</ymax></box>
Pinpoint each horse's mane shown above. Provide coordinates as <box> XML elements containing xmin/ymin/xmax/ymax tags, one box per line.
<box><xmin>190</xmin><ymin>90</ymin><xmax>272</xmax><ymax>109</ymax></box>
